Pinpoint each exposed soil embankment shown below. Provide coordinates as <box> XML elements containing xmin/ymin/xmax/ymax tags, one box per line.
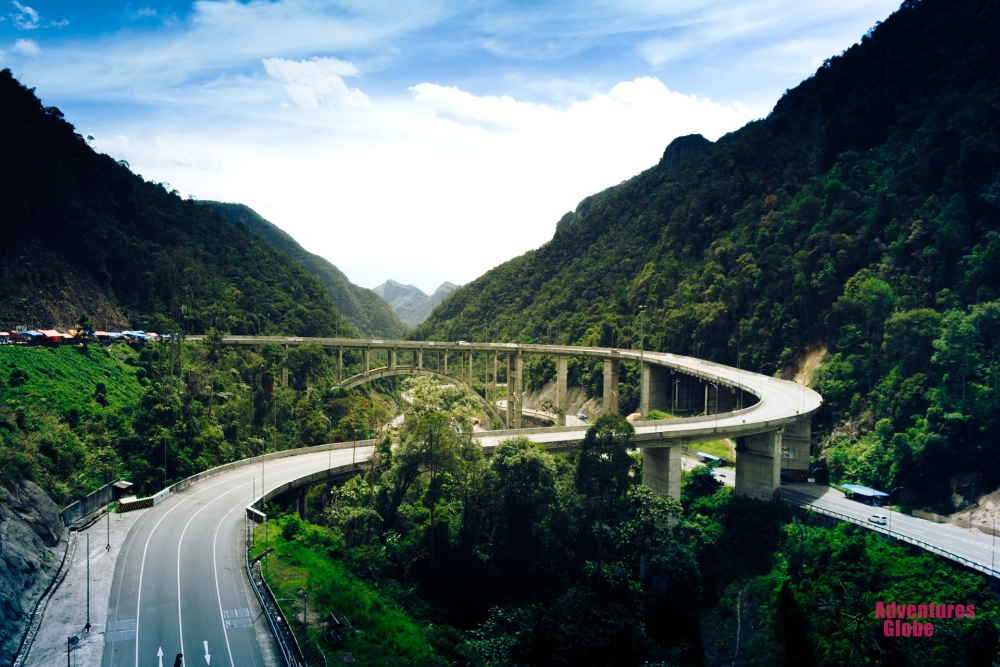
<box><xmin>0</xmin><ymin>241</ymin><xmax>129</xmax><ymax>330</ymax></box>
<box><xmin>521</xmin><ymin>382</ymin><xmax>603</xmax><ymax>419</ymax></box>
<box><xmin>0</xmin><ymin>477</ymin><xmax>67</xmax><ymax>665</ymax></box>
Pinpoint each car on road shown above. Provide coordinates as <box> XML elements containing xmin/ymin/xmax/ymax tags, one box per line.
<box><xmin>868</xmin><ymin>515</ymin><xmax>887</xmax><ymax>525</ymax></box>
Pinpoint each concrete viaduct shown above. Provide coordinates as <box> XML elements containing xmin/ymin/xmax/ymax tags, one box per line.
<box><xmin>189</xmin><ymin>335</ymin><xmax>823</xmax><ymax>502</ymax></box>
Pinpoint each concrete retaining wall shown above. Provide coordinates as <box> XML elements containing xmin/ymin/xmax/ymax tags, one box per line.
<box><xmin>60</xmin><ymin>482</ymin><xmax>115</xmax><ymax>526</ymax></box>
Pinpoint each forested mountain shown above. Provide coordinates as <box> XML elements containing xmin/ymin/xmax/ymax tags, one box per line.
<box><xmin>415</xmin><ymin>0</ymin><xmax>1000</xmax><ymax>509</ymax></box>
<box><xmin>0</xmin><ymin>69</ymin><xmax>353</xmax><ymax>338</ymax></box>
<box><xmin>374</xmin><ymin>279</ymin><xmax>459</xmax><ymax>327</ymax></box>
<box><xmin>202</xmin><ymin>202</ymin><xmax>408</xmax><ymax>339</ymax></box>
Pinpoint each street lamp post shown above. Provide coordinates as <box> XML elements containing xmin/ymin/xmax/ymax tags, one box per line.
<box><xmin>639</xmin><ymin>306</ymin><xmax>646</xmax><ymax>406</ymax></box>
<box><xmin>888</xmin><ymin>486</ymin><xmax>904</xmax><ymax>538</ymax></box>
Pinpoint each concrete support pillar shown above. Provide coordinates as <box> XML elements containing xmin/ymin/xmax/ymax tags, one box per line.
<box><xmin>603</xmin><ymin>358</ymin><xmax>620</xmax><ymax>415</ymax></box>
<box><xmin>364</xmin><ymin>348</ymin><xmax>370</xmax><ymax>375</ymax></box>
<box><xmin>641</xmin><ymin>363</ymin><xmax>671</xmax><ymax>416</ymax></box>
<box><xmin>642</xmin><ymin>447</ymin><xmax>682</xmax><ymax>500</ymax></box>
<box><xmin>417</xmin><ymin>349</ymin><xmax>423</xmax><ymax>369</ymax></box>
<box><xmin>556</xmin><ymin>355</ymin><xmax>568</xmax><ymax>426</ymax></box>
<box><xmin>297</xmin><ymin>488</ymin><xmax>307</xmax><ymax>521</ymax></box>
<box><xmin>704</xmin><ymin>384</ymin><xmax>709</xmax><ymax>415</ymax></box>
<box><xmin>492</xmin><ymin>352</ymin><xmax>498</xmax><ymax>406</ymax></box>
<box><xmin>505</xmin><ymin>352</ymin><xmax>523</xmax><ymax>428</ymax></box>
<box><xmin>469</xmin><ymin>352</ymin><xmax>474</xmax><ymax>388</ymax></box>
<box><xmin>444</xmin><ymin>351</ymin><xmax>448</xmax><ymax>375</ymax></box>
<box><xmin>514</xmin><ymin>352</ymin><xmax>523</xmax><ymax>428</ymax></box>
<box><xmin>337</xmin><ymin>348</ymin><xmax>343</xmax><ymax>385</ymax></box>
<box><xmin>506</xmin><ymin>353</ymin><xmax>513</xmax><ymax>427</ymax></box>
<box><xmin>390</xmin><ymin>348</ymin><xmax>397</xmax><ymax>371</ymax></box>
<box><xmin>781</xmin><ymin>418</ymin><xmax>812</xmax><ymax>482</ymax></box>
<box><xmin>674</xmin><ymin>374</ymin><xmax>703</xmax><ymax>412</ymax></box>
<box><xmin>282</xmin><ymin>343</ymin><xmax>289</xmax><ymax>387</ymax></box>
<box><xmin>735</xmin><ymin>429</ymin><xmax>783</xmax><ymax>501</ymax></box>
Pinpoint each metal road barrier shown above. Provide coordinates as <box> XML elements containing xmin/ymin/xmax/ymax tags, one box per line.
<box><xmin>245</xmin><ymin>535</ymin><xmax>305</xmax><ymax>667</ymax></box>
<box><xmin>782</xmin><ymin>494</ymin><xmax>999</xmax><ymax>581</ymax></box>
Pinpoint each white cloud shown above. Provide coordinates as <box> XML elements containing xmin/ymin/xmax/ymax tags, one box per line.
<box><xmin>50</xmin><ymin>18</ymin><xmax>68</xmax><ymax>28</ymax></box>
<box><xmin>13</xmin><ymin>38</ymin><xmax>40</xmax><ymax>56</ymax></box>
<box><xmin>20</xmin><ymin>0</ymin><xmax>902</xmax><ymax>289</ymax></box>
<box><xmin>10</xmin><ymin>1</ymin><xmax>39</xmax><ymax>30</ymax></box>
<box><xmin>87</xmin><ymin>76</ymin><xmax>754</xmax><ymax>290</ymax></box>
<box><xmin>263</xmin><ymin>57</ymin><xmax>371</xmax><ymax>110</ymax></box>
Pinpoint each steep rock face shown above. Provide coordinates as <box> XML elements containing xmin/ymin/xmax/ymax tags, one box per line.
<box><xmin>657</xmin><ymin>133</ymin><xmax>712</xmax><ymax>171</ymax></box>
<box><xmin>0</xmin><ymin>477</ymin><xmax>67</xmax><ymax>665</ymax></box>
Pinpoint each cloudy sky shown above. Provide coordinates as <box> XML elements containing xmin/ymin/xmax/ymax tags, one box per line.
<box><xmin>1</xmin><ymin>0</ymin><xmax>900</xmax><ymax>293</ymax></box>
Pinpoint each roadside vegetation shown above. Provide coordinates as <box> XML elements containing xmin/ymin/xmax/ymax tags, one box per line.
<box><xmin>0</xmin><ymin>336</ymin><xmax>397</xmax><ymax>503</ymax></box>
<box><xmin>257</xmin><ymin>391</ymin><xmax>998</xmax><ymax>666</ymax></box>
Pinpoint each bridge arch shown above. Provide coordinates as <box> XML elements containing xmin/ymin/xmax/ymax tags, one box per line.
<box><xmin>338</xmin><ymin>367</ymin><xmax>506</xmax><ymax>427</ymax></box>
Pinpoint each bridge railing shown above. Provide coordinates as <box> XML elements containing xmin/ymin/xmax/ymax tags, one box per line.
<box><xmin>782</xmin><ymin>495</ymin><xmax>998</xmax><ymax>580</ymax></box>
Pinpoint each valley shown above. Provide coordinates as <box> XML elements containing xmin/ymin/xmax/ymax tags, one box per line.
<box><xmin>2</xmin><ymin>0</ymin><xmax>1000</xmax><ymax>664</ymax></box>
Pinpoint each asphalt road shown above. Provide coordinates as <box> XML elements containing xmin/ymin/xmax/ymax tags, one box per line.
<box><xmin>782</xmin><ymin>483</ymin><xmax>999</xmax><ymax>576</ymax></box>
<box><xmin>101</xmin><ymin>446</ymin><xmax>373</xmax><ymax>667</ymax></box>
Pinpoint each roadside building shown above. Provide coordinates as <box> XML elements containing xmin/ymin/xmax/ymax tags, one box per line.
<box><xmin>842</xmin><ymin>483</ymin><xmax>890</xmax><ymax>506</ymax></box>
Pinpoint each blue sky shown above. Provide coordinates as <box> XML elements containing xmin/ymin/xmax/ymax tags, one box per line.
<box><xmin>1</xmin><ymin>0</ymin><xmax>900</xmax><ymax>293</ymax></box>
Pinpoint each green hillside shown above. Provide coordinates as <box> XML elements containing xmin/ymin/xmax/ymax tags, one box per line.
<box><xmin>415</xmin><ymin>0</ymin><xmax>1000</xmax><ymax>508</ymax></box>
<box><xmin>0</xmin><ymin>344</ymin><xmax>142</xmax><ymax>503</ymax></box>
<box><xmin>202</xmin><ymin>202</ymin><xmax>408</xmax><ymax>339</ymax></box>
<box><xmin>0</xmin><ymin>69</ymin><xmax>353</xmax><ymax>338</ymax></box>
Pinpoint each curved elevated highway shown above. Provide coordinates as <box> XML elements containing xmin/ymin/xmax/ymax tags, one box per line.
<box><xmin>105</xmin><ymin>338</ymin><xmax>820</xmax><ymax>666</ymax></box>
<box><xmin>191</xmin><ymin>337</ymin><xmax>823</xmax><ymax>501</ymax></box>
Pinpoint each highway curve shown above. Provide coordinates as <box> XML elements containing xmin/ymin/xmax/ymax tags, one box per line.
<box><xmin>102</xmin><ymin>342</ymin><xmax>818</xmax><ymax>667</ymax></box>
<box><xmin>101</xmin><ymin>446</ymin><xmax>373</xmax><ymax>667</ymax></box>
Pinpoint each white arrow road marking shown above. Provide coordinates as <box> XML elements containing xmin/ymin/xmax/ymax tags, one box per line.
<box><xmin>204</xmin><ymin>641</ymin><xmax>211</xmax><ymax>665</ymax></box>
<box><xmin>157</xmin><ymin>647</ymin><xmax>164</xmax><ymax>667</ymax></box>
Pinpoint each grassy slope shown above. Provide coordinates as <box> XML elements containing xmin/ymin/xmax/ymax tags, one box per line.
<box><xmin>0</xmin><ymin>344</ymin><xmax>142</xmax><ymax>503</ymax></box>
<box><xmin>0</xmin><ymin>344</ymin><xmax>141</xmax><ymax>413</ymax></box>
<box><xmin>251</xmin><ymin>519</ymin><xmax>439</xmax><ymax>666</ymax></box>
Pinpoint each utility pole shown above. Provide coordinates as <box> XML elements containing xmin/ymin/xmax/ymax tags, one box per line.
<box><xmin>639</xmin><ymin>306</ymin><xmax>646</xmax><ymax>408</ymax></box>
<box><xmin>888</xmin><ymin>487</ymin><xmax>904</xmax><ymax>538</ymax></box>
<box><xmin>86</xmin><ymin>533</ymin><xmax>90</xmax><ymax>631</ymax></box>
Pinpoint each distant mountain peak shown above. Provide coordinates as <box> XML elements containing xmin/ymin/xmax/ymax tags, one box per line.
<box><xmin>374</xmin><ymin>279</ymin><xmax>459</xmax><ymax>327</ymax></box>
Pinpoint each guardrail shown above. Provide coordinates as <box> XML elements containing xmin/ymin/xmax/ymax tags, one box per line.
<box><xmin>783</xmin><ymin>496</ymin><xmax>999</xmax><ymax>581</ymax></box>
<box><xmin>244</xmin><ymin>460</ymin><xmax>371</xmax><ymax>667</ymax></box>
<box><xmin>245</xmin><ymin>528</ymin><xmax>304</xmax><ymax>667</ymax></box>
<box><xmin>114</xmin><ymin>439</ymin><xmax>378</xmax><ymax>513</ymax></box>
